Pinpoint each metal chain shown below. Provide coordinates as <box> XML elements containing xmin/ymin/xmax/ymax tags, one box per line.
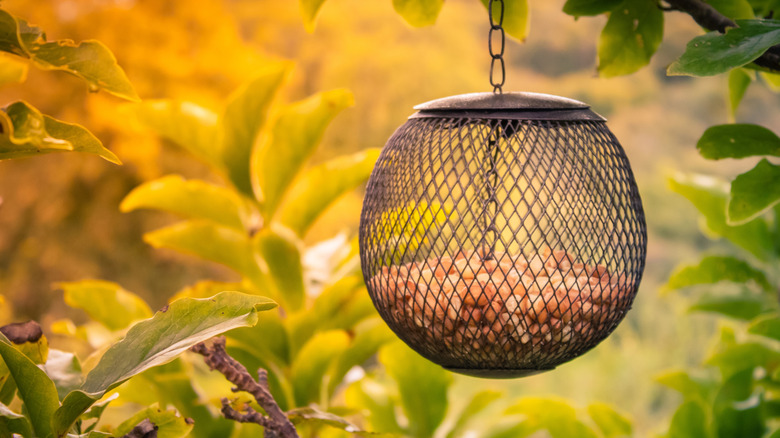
<box><xmin>488</xmin><ymin>0</ymin><xmax>506</xmax><ymax>94</ymax></box>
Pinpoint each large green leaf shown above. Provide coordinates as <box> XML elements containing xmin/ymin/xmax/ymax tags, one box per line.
<box><xmin>707</xmin><ymin>342</ymin><xmax>780</xmax><ymax>379</ymax></box>
<box><xmin>707</xmin><ymin>0</ymin><xmax>755</xmax><ymax>19</ymax></box>
<box><xmin>114</xmin><ymin>406</ymin><xmax>193</xmax><ymax>438</ymax></box>
<box><xmin>445</xmin><ymin>390</ymin><xmax>503</xmax><ymax>438</ymax></box>
<box><xmin>326</xmin><ymin>317</ymin><xmax>395</xmax><ymax>397</ymax></box>
<box><xmin>43</xmin><ymin>350</ymin><xmax>84</xmax><ymax>401</ymax></box>
<box><xmin>597</xmin><ymin>0</ymin><xmax>664</xmax><ymax>77</ymax></box>
<box><xmin>0</xmin><ymin>101</ymin><xmax>119</xmax><ymax>163</ymax></box>
<box><xmin>278</xmin><ymin>148</ymin><xmax>380</xmax><ymax>237</ymax></box>
<box><xmin>0</xmin><ymin>402</ymin><xmax>32</xmax><ymax>438</ymax></box>
<box><xmin>58</xmin><ymin>280</ymin><xmax>153</xmax><ymax>331</ymax></box>
<box><xmin>300</xmin><ymin>0</ymin><xmax>329</xmax><ymax>32</ymax></box>
<box><xmin>668</xmin><ymin>19</ymin><xmax>780</xmax><ymax>77</ymax></box>
<box><xmin>563</xmin><ymin>0</ymin><xmax>622</xmax><ymax>17</ymax></box>
<box><xmin>728</xmin><ymin>68</ymin><xmax>753</xmax><ymax>118</ymax></box>
<box><xmin>133</xmin><ymin>100</ymin><xmax>220</xmax><ymax>169</ymax></box>
<box><xmin>480</xmin><ymin>0</ymin><xmax>530</xmax><ymax>41</ymax></box>
<box><xmin>587</xmin><ymin>402</ymin><xmax>632</xmax><ymax>437</ymax></box>
<box><xmin>505</xmin><ymin>398</ymin><xmax>597</xmax><ymax>438</ymax></box>
<box><xmin>380</xmin><ymin>342</ymin><xmax>452</xmax><ymax>438</ymax></box>
<box><xmin>748</xmin><ymin>313</ymin><xmax>780</xmax><ymax>341</ymax></box>
<box><xmin>144</xmin><ymin>220</ymin><xmax>268</xmax><ymax>288</ymax></box>
<box><xmin>0</xmin><ymin>333</ymin><xmax>59</xmax><ymax>438</ymax></box>
<box><xmin>252</xmin><ymin>89</ymin><xmax>354</xmax><ymax>219</ymax></box>
<box><xmin>253</xmin><ymin>226</ymin><xmax>305</xmax><ymax>311</ymax></box>
<box><xmin>344</xmin><ymin>377</ymin><xmax>403</xmax><ymax>435</ymax></box>
<box><xmin>220</xmin><ymin>65</ymin><xmax>291</xmax><ymax>197</ymax></box>
<box><xmin>668</xmin><ymin>400</ymin><xmax>709</xmax><ymax>438</ymax></box>
<box><xmin>713</xmin><ymin>369</ymin><xmax>763</xmax><ymax>438</ymax></box>
<box><xmin>0</xmin><ymin>10</ymin><xmax>137</xmax><ymax>101</ymax></box>
<box><xmin>689</xmin><ymin>291</ymin><xmax>773</xmax><ymax>320</ymax></box>
<box><xmin>666</xmin><ymin>256</ymin><xmax>772</xmax><ymax>292</ymax></box>
<box><xmin>655</xmin><ymin>370</ymin><xmax>718</xmax><ymax>401</ymax></box>
<box><xmin>52</xmin><ymin>292</ymin><xmax>276</xmax><ymax>437</ymax></box>
<box><xmin>698</xmin><ymin>124</ymin><xmax>780</xmax><ymax>159</ymax></box>
<box><xmin>393</xmin><ymin>0</ymin><xmax>445</xmax><ymax>27</ymax></box>
<box><xmin>728</xmin><ymin>159</ymin><xmax>780</xmax><ymax>224</ymax></box>
<box><xmin>121</xmin><ymin>175</ymin><xmax>248</xmax><ymax>231</ymax></box>
<box><xmin>290</xmin><ymin>330</ymin><xmax>350</xmax><ymax>407</ymax></box>
<box><xmin>669</xmin><ymin>174</ymin><xmax>773</xmax><ymax>260</ymax></box>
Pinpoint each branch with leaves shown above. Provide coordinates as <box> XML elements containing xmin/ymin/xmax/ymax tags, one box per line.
<box><xmin>191</xmin><ymin>337</ymin><xmax>299</xmax><ymax>438</ymax></box>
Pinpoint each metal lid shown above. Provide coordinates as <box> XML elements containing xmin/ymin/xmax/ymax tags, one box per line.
<box><xmin>410</xmin><ymin>92</ymin><xmax>606</xmax><ymax>121</ymax></box>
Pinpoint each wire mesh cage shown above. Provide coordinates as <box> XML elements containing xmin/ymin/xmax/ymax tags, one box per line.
<box><xmin>359</xmin><ymin>92</ymin><xmax>647</xmax><ymax>378</ymax></box>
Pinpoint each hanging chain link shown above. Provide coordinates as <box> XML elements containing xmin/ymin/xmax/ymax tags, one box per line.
<box><xmin>488</xmin><ymin>0</ymin><xmax>506</xmax><ymax>94</ymax></box>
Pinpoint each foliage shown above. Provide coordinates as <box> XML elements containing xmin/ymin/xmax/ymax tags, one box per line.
<box><xmin>0</xmin><ymin>8</ymin><xmax>136</xmax><ymax>162</ymax></box>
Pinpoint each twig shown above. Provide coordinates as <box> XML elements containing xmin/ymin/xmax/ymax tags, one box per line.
<box><xmin>120</xmin><ymin>419</ymin><xmax>157</xmax><ymax>438</ymax></box>
<box><xmin>662</xmin><ymin>0</ymin><xmax>780</xmax><ymax>72</ymax></box>
<box><xmin>191</xmin><ymin>337</ymin><xmax>299</xmax><ymax>438</ymax></box>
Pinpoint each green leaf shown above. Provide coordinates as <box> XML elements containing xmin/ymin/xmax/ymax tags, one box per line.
<box><xmin>669</xmin><ymin>174</ymin><xmax>773</xmax><ymax>260</ymax></box>
<box><xmin>0</xmin><ymin>333</ymin><xmax>59</xmax><ymax>438</ymax></box>
<box><xmin>133</xmin><ymin>100</ymin><xmax>220</xmax><ymax>169</ymax></box>
<box><xmin>587</xmin><ymin>402</ymin><xmax>632</xmax><ymax>437</ymax></box>
<box><xmin>655</xmin><ymin>370</ymin><xmax>717</xmax><ymax>402</ymax></box>
<box><xmin>144</xmin><ymin>221</ymin><xmax>268</xmax><ymax>288</ymax></box>
<box><xmin>666</xmin><ymin>256</ymin><xmax>772</xmax><ymax>292</ymax></box>
<box><xmin>707</xmin><ymin>342</ymin><xmax>780</xmax><ymax>379</ymax></box>
<box><xmin>252</xmin><ymin>89</ymin><xmax>354</xmax><ymax>218</ymax></box>
<box><xmin>668</xmin><ymin>19</ymin><xmax>780</xmax><ymax>77</ymax></box>
<box><xmin>728</xmin><ymin>68</ymin><xmax>754</xmax><ymax>118</ymax></box>
<box><xmin>597</xmin><ymin>0</ymin><xmax>664</xmax><ymax>77</ymax></box>
<box><xmin>290</xmin><ymin>330</ymin><xmax>350</xmax><ymax>406</ymax></box>
<box><xmin>480</xmin><ymin>0</ymin><xmax>530</xmax><ymax>41</ymax></box>
<box><xmin>278</xmin><ymin>148</ymin><xmax>380</xmax><ymax>237</ymax></box>
<box><xmin>0</xmin><ymin>101</ymin><xmax>119</xmax><ymax>163</ymax></box>
<box><xmin>0</xmin><ymin>402</ymin><xmax>32</xmax><ymax>438</ymax></box>
<box><xmin>707</xmin><ymin>0</ymin><xmax>756</xmax><ymax>20</ymax></box>
<box><xmin>344</xmin><ymin>377</ymin><xmax>403</xmax><ymax>435</ymax></box>
<box><xmin>52</xmin><ymin>292</ymin><xmax>276</xmax><ymax>437</ymax></box>
<box><xmin>762</xmin><ymin>71</ymin><xmax>780</xmax><ymax>91</ymax></box>
<box><xmin>288</xmin><ymin>406</ymin><xmax>366</xmax><ymax>433</ymax></box>
<box><xmin>748</xmin><ymin>313</ymin><xmax>780</xmax><ymax>341</ymax></box>
<box><xmin>0</xmin><ymin>10</ymin><xmax>138</xmax><ymax>101</ymax></box>
<box><xmin>698</xmin><ymin>124</ymin><xmax>780</xmax><ymax>159</ymax></box>
<box><xmin>221</xmin><ymin>65</ymin><xmax>291</xmax><ymax>197</ymax></box>
<box><xmin>728</xmin><ymin>159</ymin><xmax>780</xmax><ymax>224</ymax></box>
<box><xmin>563</xmin><ymin>0</ymin><xmax>623</xmax><ymax>17</ymax></box>
<box><xmin>115</xmin><ymin>406</ymin><xmax>193</xmax><ymax>438</ymax></box>
<box><xmin>58</xmin><ymin>280</ymin><xmax>153</xmax><ymax>331</ymax></box>
<box><xmin>300</xmin><ymin>0</ymin><xmax>329</xmax><ymax>32</ymax></box>
<box><xmin>0</xmin><ymin>53</ymin><xmax>27</xmax><ymax>86</ymax></box>
<box><xmin>393</xmin><ymin>0</ymin><xmax>445</xmax><ymax>27</ymax></box>
<box><xmin>445</xmin><ymin>390</ymin><xmax>503</xmax><ymax>438</ymax></box>
<box><xmin>43</xmin><ymin>350</ymin><xmax>84</xmax><ymax>401</ymax></box>
<box><xmin>253</xmin><ymin>226</ymin><xmax>305</xmax><ymax>311</ymax></box>
<box><xmin>228</xmin><ymin>309</ymin><xmax>290</xmax><ymax>366</ymax></box>
<box><xmin>689</xmin><ymin>291</ymin><xmax>772</xmax><ymax>320</ymax></box>
<box><xmin>713</xmin><ymin>369</ymin><xmax>763</xmax><ymax>438</ymax></box>
<box><xmin>506</xmin><ymin>398</ymin><xmax>597</xmax><ymax>438</ymax></box>
<box><xmin>327</xmin><ymin>317</ymin><xmax>395</xmax><ymax>397</ymax></box>
<box><xmin>380</xmin><ymin>342</ymin><xmax>452</xmax><ymax>438</ymax></box>
<box><xmin>668</xmin><ymin>400</ymin><xmax>709</xmax><ymax>438</ymax></box>
<box><xmin>121</xmin><ymin>175</ymin><xmax>248</xmax><ymax>231</ymax></box>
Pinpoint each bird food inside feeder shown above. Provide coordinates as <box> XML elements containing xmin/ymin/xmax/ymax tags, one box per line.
<box><xmin>368</xmin><ymin>245</ymin><xmax>632</xmax><ymax>360</ymax></box>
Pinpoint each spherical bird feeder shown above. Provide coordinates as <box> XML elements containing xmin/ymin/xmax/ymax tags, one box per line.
<box><xmin>358</xmin><ymin>91</ymin><xmax>647</xmax><ymax>378</ymax></box>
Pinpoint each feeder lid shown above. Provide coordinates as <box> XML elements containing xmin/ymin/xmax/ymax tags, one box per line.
<box><xmin>410</xmin><ymin>92</ymin><xmax>606</xmax><ymax>121</ymax></box>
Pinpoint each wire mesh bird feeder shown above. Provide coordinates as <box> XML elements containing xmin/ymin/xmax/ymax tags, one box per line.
<box><xmin>358</xmin><ymin>0</ymin><xmax>647</xmax><ymax>378</ymax></box>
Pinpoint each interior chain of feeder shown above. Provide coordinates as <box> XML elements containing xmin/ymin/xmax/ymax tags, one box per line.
<box><xmin>478</xmin><ymin>123</ymin><xmax>502</xmax><ymax>262</ymax></box>
<box><xmin>488</xmin><ymin>0</ymin><xmax>506</xmax><ymax>94</ymax></box>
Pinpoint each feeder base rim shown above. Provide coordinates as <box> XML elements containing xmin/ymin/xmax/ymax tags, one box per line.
<box><xmin>444</xmin><ymin>366</ymin><xmax>555</xmax><ymax>379</ymax></box>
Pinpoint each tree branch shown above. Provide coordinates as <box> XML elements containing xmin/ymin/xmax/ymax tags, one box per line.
<box><xmin>662</xmin><ymin>0</ymin><xmax>780</xmax><ymax>72</ymax></box>
<box><xmin>191</xmin><ymin>337</ymin><xmax>299</xmax><ymax>438</ymax></box>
